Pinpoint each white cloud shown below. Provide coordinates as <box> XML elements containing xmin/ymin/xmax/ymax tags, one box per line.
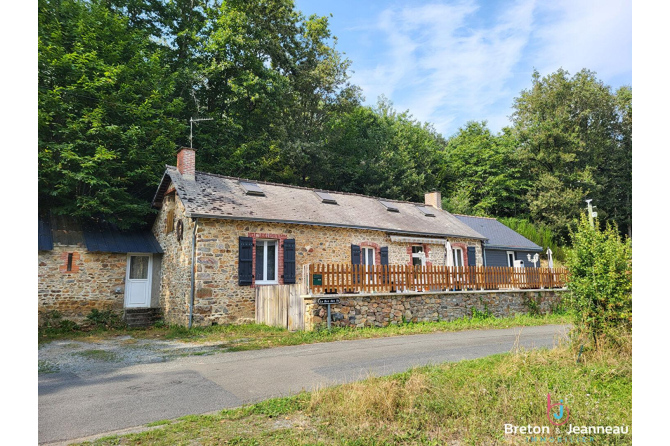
<box><xmin>353</xmin><ymin>0</ymin><xmax>536</xmax><ymax>135</ymax></box>
<box><xmin>350</xmin><ymin>0</ymin><xmax>631</xmax><ymax>136</ymax></box>
<box><xmin>531</xmin><ymin>0</ymin><xmax>632</xmax><ymax>82</ymax></box>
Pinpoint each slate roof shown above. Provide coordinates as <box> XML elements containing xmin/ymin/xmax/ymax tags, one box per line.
<box><xmin>153</xmin><ymin>166</ymin><xmax>486</xmax><ymax>240</ymax></box>
<box><xmin>38</xmin><ymin>218</ymin><xmax>53</xmax><ymax>251</ymax></box>
<box><xmin>454</xmin><ymin>215</ymin><xmax>542</xmax><ymax>252</ymax></box>
<box><xmin>83</xmin><ymin>226</ymin><xmax>163</xmax><ymax>254</ymax></box>
<box><xmin>39</xmin><ymin>215</ymin><xmax>162</xmax><ymax>253</ymax></box>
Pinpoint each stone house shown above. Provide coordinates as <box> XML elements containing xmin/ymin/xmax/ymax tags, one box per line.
<box><xmin>151</xmin><ymin>148</ymin><xmax>488</xmax><ymax>326</ymax></box>
<box><xmin>38</xmin><ymin>215</ymin><xmax>163</xmax><ymax>324</ymax></box>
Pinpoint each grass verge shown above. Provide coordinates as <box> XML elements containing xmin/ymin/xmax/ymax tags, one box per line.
<box><xmin>75</xmin><ymin>329</ymin><xmax>631</xmax><ymax>445</ymax></box>
<box><xmin>39</xmin><ymin>312</ymin><xmax>571</xmax><ymax>350</ymax></box>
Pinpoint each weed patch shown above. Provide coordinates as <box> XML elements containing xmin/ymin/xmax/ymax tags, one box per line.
<box><xmin>75</xmin><ymin>349</ymin><xmax>120</xmax><ymax>362</ymax></box>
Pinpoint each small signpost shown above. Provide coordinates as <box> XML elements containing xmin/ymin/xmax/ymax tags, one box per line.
<box><xmin>317</xmin><ymin>297</ymin><xmax>341</xmax><ymax>329</ymax></box>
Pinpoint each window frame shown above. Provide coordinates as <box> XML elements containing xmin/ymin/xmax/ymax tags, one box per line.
<box><xmin>506</xmin><ymin>251</ymin><xmax>515</xmax><ymax>267</ymax></box>
<box><xmin>411</xmin><ymin>245</ymin><xmax>425</xmax><ymax>266</ymax></box>
<box><xmin>453</xmin><ymin>248</ymin><xmax>464</xmax><ymax>267</ymax></box>
<box><xmin>362</xmin><ymin>246</ymin><xmax>376</xmax><ymax>266</ymax></box>
<box><xmin>255</xmin><ymin>239</ymin><xmax>279</xmax><ymax>285</ymax></box>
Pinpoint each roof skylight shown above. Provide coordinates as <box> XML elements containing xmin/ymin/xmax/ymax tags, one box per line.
<box><xmin>416</xmin><ymin>206</ymin><xmax>436</xmax><ymax>217</ymax></box>
<box><xmin>315</xmin><ymin>191</ymin><xmax>338</xmax><ymax>204</ymax></box>
<box><xmin>379</xmin><ymin>200</ymin><xmax>400</xmax><ymax>212</ymax></box>
<box><xmin>240</xmin><ymin>181</ymin><xmax>265</xmax><ymax>196</ymax></box>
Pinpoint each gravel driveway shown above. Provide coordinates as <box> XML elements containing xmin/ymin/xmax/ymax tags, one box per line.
<box><xmin>38</xmin><ymin>336</ymin><xmax>232</xmax><ymax>376</ymax></box>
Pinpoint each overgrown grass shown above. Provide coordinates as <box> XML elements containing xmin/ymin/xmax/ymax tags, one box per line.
<box><xmin>39</xmin><ymin>312</ymin><xmax>572</xmax><ymax>350</ymax></box>
<box><xmin>77</xmin><ymin>328</ymin><xmax>631</xmax><ymax>445</ymax></box>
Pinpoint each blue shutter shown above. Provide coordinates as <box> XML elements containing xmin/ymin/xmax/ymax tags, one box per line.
<box><xmin>351</xmin><ymin>244</ymin><xmax>361</xmax><ymax>264</ymax></box>
<box><xmin>380</xmin><ymin>247</ymin><xmax>389</xmax><ymax>265</ymax></box>
<box><xmin>239</xmin><ymin>237</ymin><xmax>253</xmax><ymax>285</ymax></box>
<box><xmin>283</xmin><ymin>239</ymin><xmax>296</xmax><ymax>284</ymax></box>
<box><xmin>467</xmin><ymin>246</ymin><xmax>476</xmax><ymax>266</ymax></box>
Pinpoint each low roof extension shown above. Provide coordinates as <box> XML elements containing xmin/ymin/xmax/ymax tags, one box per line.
<box><xmin>454</xmin><ymin>214</ymin><xmax>542</xmax><ymax>252</ymax></box>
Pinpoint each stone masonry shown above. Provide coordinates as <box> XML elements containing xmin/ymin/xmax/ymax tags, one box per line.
<box><xmin>303</xmin><ymin>289</ymin><xmax>565</xmax><ymax>331</ymax></box>
<box><xmin>38</xmin><ymin>246</ymin><xmax>127</xmax><ymax>323</ymax></box>
<box><xmin>152</xmin><ymin>181</ymin><xmax>486</xmax><ymax>326</ymax></box>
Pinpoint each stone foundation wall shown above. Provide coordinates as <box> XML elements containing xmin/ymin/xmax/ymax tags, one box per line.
<box><xmin>303</xmin><ymin>289</ymin><xmax>565</xmax><ymax>331</ymax></box>
<box><xmin>38</xmin><ymin>246</ymin><xmax>127</xmax><ymax>323</ymax></box>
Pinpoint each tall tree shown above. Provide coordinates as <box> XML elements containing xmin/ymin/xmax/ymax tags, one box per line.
<box><xmin>38</xmin><ymin>0</ymin><xmax>184</xmax><ymax>228</ymax></box>
<box><xmin>442</xmin><ymin>122</ymin><xmax>529</xmax><ymax>217</ymax></box>
<box><xmin>510</xmin><ymin>69</ymin><xmax>631</xmax><ymax>241</ymax></box>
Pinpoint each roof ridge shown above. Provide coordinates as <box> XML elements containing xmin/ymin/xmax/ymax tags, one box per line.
<box><xmin>453</xmin><ymin>213</ymin><xmax>499</xmax><ymax>220</ymax></box>
<box><xmin>173</xmin><ymin>166</ymin><xmax>432</xmax><ymax>207</ymax></box>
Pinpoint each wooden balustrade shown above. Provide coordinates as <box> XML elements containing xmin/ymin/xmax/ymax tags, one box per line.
<box><xmin>307</xmin><ymin>264</ymin><xmax>568</xmax><ymax>295</ymax></box>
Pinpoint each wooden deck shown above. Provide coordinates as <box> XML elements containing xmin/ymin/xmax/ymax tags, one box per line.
<box><xmin>307</xmin><ymin>264</ymin><xmax>568</xmax><ymax>295</ymax></box>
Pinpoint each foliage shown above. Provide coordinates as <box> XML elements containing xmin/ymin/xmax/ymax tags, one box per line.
<box><xmin>41</xmin><ymin>310</ymin><xmax>81</xmax><ymax>333</ymax></box>
<box><xmin>510</xmin><ymin>69</ymin><xmax>632</xmax><ymax>242</ymax></box>
<box><xmin>442</xmin><ymin>122</ymin><xmax>529</xmax><ymax>217</ymax></box>
<box><xmin>313</xmin><ymin>98</ymin><xmax>447</xmax><ymax>202</ymax></box>
<box><xmin>566</xmin><ymin>214</ymin><xmax>632</xmax><ymax>343</ymax></box>
<box><xmin>85</xmin><ymin>309</ymin><xmax>125</xmax><ymax>329</ymax></box>
<box><xmin>499</xmin><ymin>217</ymin><xmax>567</xmax><ymax>262</ymax></box>
<box><xmin>38</xmin><ymin>0</ymin><xmax>185</xmax><ymax>229</ymax></box>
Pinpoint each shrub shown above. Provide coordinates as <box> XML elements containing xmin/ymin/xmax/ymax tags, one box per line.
<box><xmin>566</xmin><ymin>214</ymin><xmax>632</xmax><ymax>344</ymax></box>
<box><xmin>41</xmin><ymin>310</ymin><xmax>80</xmax><ymax>332</ymax></box>
<box><xmin>85</xmin><ymin>309</ymin><xmax>125</xmax><ymax>329</ymax></box>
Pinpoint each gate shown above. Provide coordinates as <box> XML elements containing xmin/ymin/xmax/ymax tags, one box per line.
<box><xmin>255</xmin><ymin>284</ymin><xmax>304</xmax><ymax>331</ymax></box>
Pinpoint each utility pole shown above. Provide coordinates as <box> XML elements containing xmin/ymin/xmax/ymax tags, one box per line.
<box><xmin>190</xmin><ymin>117</ymin><xmax>214</xmax><ymax>148</ymax></box>
<box><xmin>585</xmin><ymin>199</ymin><xmax>597</xmax><ymax>228</ymax></box>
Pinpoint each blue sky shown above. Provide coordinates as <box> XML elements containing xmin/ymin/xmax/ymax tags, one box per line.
<box><xmin>294</xmin><ymin>0</ymin><xmax>632</xmax><ymax>138</ymax></box>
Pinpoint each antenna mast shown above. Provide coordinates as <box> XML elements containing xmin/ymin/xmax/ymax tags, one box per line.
<box><xmin>189</xmin><ymin>117</ymin><xmax>214</xmax><ymax>148</ymax></box>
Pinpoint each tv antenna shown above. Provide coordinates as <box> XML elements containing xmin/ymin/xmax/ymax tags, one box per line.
<box><xmin>189</xmin><ymin>117</ymin><xmax>214</xmax><ymax>148</ymax></box>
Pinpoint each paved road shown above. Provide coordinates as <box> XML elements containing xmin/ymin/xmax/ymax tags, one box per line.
<box><xmin>39</xmin><ymin>324</ymin><xmax>569</xmax><ymax>444</ymax></box>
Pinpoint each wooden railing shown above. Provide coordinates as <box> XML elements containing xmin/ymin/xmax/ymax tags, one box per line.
<box><xmin>307</xmin><ymin>264</ymin><xmax>568</xmax><ymax>295</ymax></box>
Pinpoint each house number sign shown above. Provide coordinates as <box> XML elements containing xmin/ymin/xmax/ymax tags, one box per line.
<box><xmin>317</xmin><ymin>298</ymin><xmax>340</xmax><ymax>329</ymax></box>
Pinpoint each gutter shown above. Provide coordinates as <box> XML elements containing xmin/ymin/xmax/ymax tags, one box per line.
<box><xmin>188</xmin><ymin>213</ymin><xmax>488</xmax><ymax>241</ymax></box>
<box><xmin>485</xmin><ymin>244</ymin><xmax>543</xmax><ymax>252</ymax></box>
<box><xmin>188</xmin><ymin>217</ymin><xmax>199</xmax><ymax>329</ymax></box>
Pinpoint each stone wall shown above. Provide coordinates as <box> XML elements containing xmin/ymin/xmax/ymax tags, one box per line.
<box><xmin>38</xmin><ymin>246</ymin><xmax>127</xmax><ymax>323</ymax></box>
<box><xmin>152</xmin><ymin>188</ymin><xmax>195</xmax><ymax>326</ymax></box>
<box><xmin>303</xmin><ymin>289</ymin><xmax>565</xmax><ymax>331</ymax></box>
<box><xmin>163</xmin><ymin>213</ymin><xmax>484</xmax><ymax>326</ymax></box>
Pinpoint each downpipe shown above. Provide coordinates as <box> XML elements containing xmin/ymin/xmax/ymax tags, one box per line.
<box><xmin>188</xmin><ymin>217</ymin><xmax>199</xmax><ymax>329</ymax></box>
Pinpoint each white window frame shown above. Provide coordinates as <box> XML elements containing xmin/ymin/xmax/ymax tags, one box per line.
<box><xmin>362</xmin><ymin>246</ymin><xmax>376</xmax><ymax>266</ymax></box>
<box><xmin>411</xmin><ymin>245</ymin><xmax>425</xmax><ymax>266</ymax></box>
<box><xmin>453</xmin><ymin>248</ymin><xmax>464</xmax><ymax>267</ymax></box>
<box><xmin>255</xmin><ymin>239</ymin><xmax>279</xmax><ymax>285</ymax></box>
<box><xmin>506</xmin><ymin>251</ymin><xmax>515</xmax><ymax>267</ymax></box>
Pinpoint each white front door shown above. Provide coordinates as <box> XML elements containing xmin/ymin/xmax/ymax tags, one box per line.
<box><xmin>125</xmin><ymin>254</ymin><xmax>152</xmax><ymax>308</ymax></box>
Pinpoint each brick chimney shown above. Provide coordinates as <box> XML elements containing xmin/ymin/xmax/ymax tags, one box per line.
<box><xmin>425</xmin><ymin>191</ymin><xmax>442</xmax><ymax>210</ymax></box>
<box><xmin>177</xmin><ymin>147</ymin><xmax>196</xmax><ymax>181</ymax></box>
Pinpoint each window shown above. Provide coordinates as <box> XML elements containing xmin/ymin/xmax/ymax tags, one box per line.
<box><xmin>411</xmin><ymin>246</ymin><xmax>425</xmax><ymax>266</ymax></box>
<box><xmin>241</xmin><ymin>181</ymin><xmax>265</xmax><ymax>196</ymax></box>
<box><xmin>66</xmin><ymin>253</ymin><xmax>74</xmax><ymax>272</ymax></box>
<box><xmin>315</xmin><ymin>191</ymin><xmax>338</xmax><ymax>204</ymax></box>
<box><xmin>362</xmin><ymin>247</ymin><xmax>375</xmax><ymax>266</ymax></box>
<box><xmin>255</xmin><ymin>240</ymin><xmax>278</xmax><ymax>284</ymax></box>
<box><xmin>416</xmin><ymin>206</ymin><xmax>436</xmax><ymax>217</ymax></box>
<box><xmin>379</xmin><ymin>200</ymin><xmax>399</xmax><ymax>212</ymax></box>
<box><xmin>165</xmin><ymin>194</ymin><xmax>175</xmax><ymax>233</ymax></box>
<box><xmin>507</xmin><ymin>251</ymin><xmax>515</xmax><ymax>267</ymax></box>
<box><xmin>453</xmin><ymin>248</ymin><xmax>464</xmax><ymax>267</ymax></box>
